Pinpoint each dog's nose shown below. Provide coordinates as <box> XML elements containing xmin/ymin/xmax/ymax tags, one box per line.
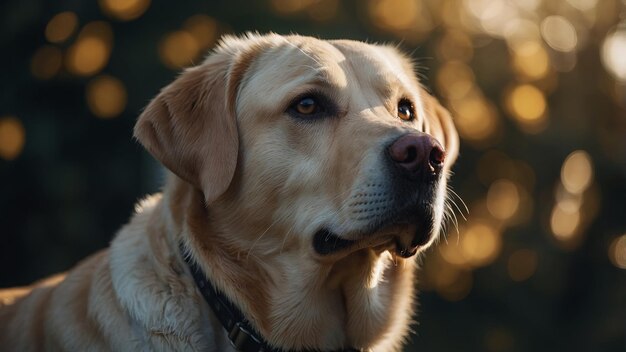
<box><xmin>388</xmin><ymin>133</ymin><xmax>445</xmax><ymax>177</ymax></box>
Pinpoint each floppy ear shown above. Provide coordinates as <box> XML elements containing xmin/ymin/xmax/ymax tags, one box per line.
<box><xmin>420</xmin><ymin>89</ymin><xmax>459</xmax><ymax>170</ymax></box>
<box><xmin>134</xmin><ymin>43</ymin><xmax>259</xmax><ymax>204</ymax></box>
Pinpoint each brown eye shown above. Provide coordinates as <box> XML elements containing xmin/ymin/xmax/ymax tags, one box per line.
<box><xmin>398</xmin><ymin>99</ymin><xmax>414</xmax><ymax>121</ymax></box>
<box><xmin>295</xmin><ymin>97</ymin><xmax>318</xmax><ymax>115</ymax></box>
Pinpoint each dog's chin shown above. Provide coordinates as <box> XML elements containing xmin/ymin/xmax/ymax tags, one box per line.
<box><xmin>313</xmin><ymin>215</ymin><xmax>435</xmax><ymax>259</ymax></box>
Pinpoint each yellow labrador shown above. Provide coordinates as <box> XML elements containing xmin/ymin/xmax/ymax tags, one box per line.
<box><xmin>0</xmin><ymin>33</ymin><xmax>458</xmax><ymax>351</ymax></box>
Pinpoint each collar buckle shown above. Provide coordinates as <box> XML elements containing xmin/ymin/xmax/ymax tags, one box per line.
<box><xmin>228</xmin><ymin>321</ymin><xmax>266</xmax><ymax>352</ymax></box>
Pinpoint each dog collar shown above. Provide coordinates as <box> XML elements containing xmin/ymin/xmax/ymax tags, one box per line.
<box><xmin>180</xmin><ymin>243</ymin><xmax>361</xmax><ymax>352</ymax></box>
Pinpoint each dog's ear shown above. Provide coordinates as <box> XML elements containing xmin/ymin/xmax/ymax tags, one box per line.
<box><xmin>134</xmin><ymin>39</ymin><xmax>262</xmax><ymax>204</ymax></box>
<box><xmin>420</xmin><ymin>89</ymin><xmax>459</xmax><ymax>170</ymax></box>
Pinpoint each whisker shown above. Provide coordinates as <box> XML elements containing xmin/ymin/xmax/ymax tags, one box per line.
<box><xmin>447</xmin><ymin>187</ymin><xmax>469</xmax><ymax>218</ymax></box>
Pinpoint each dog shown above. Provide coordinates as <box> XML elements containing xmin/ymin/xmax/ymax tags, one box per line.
<box><xmin>0</xmin><ymin>33</ymin><xmax>458</xmax><ymax>351</ymax></box>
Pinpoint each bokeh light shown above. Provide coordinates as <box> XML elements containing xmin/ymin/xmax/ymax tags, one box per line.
<box><xmin>451</xmin><ymin>92</ymin><xmax>499</xmax><ymax>143</ymax></box>
<box><xmin>550</xmin><ymin>198</ymin><xmax>581</xmax><ymax>243</ymax></box>
<box><xmin>452</xmin><ymin>221</ymin><xmax>503</xmax><ymax>268</ymax></box>
<box><xmin>566</xmin><ymin>0</ymin><xmax>599</xmax><ymax>11</ymax></box>
<box><xmin>31</xmin><ymin>45</ymin><xmax>63</xmax><ymax>80</ymax></box>
<box><xmin>437</xmin><ymin>30</ymin><xmax>474</xmax><ymax>62</ymax></box>
<box><xmin>368</xmin><ymin>0</ymin><xmax>419</xmax><ymax>31</ymax></box>
<box><xmin>436</xmin><ymin>268</ymin><xmax>473</xmax><ymax>301</ymax></box>
<box><xmin>307</xmin><ymin>0</ymin><xmax>339</xmax><ymax>21</ymax></box>
<box><xmin>561</xmin><ymin>150</ymin><xmax>593</xmax><ymax>194</ymax></box>
<box><xmin>506</xmin><ymin>84</ymin><xmax>546</xmax><ymax>122</ymax></box>
<box><xmin>511</xmin><ymin>41</ymin><xmax>550</xmax><ymax>80</ymax></box>
<box><xmin>487</xmin><ymin>179</ymin><xmax>521</xmax><ymax>221</ymax></box>
<box><xmin>45</xmin><ymin>11</ymin><xmax>78</xmax><ymax>44</ymax></box>
<box><xmin>608</xmin><ymin>234</ymin><xmax>626</xmax><ymax>269</ymax></box>
<box><xmin>436</xmin><ymin>61</ymin><xmax>475</xmax><ymax>100</ymax></box>
<box><xmin>367</xmin><ymin>0</ymin><xmax>433</xmax><ymax>41</ymax></box>
<box><xmin>270</xmin><ymin>0</ymin><xmax>339</xmax><ymax>21</ymax></box>
<box><xmin>601</xmin><ymin>26</ymin><xmax>626</xmax><ymax>82</ymax></box>
<box><xmin>424</xmin><ymin>253</ymin><xmax>474</xmax><ymax>302</ymax></box>
<box><xmin>0</xmin><ymin>116</ymin><xmax>26</xmax><ymax>160</ymax></box>
<box><xmin>86</xmin><ymin>75</ymin><xmax>127</xmax><ymax>118</ymax></box>
<box><xmin>183</xmin><ymin>15</ymin><xmax>218</xmax><ymax>50</ymax></box>
<box><xmin>540</xmin><ymin>16</ymin><xmax>578</xmax><ymax>52</ymax></box>
<box><xmin>270</xmin><ymin>0</ymin><xmax>316</xmax><ymax>15</ymax></box>
<box><xmin>550</xmin><ymin>150</ymin><xmax>598</xmax><ymax>250</ymax></box>
<box><xmin>98</xmin><ymin>0</ymin><xmax>151</xmax><ymax>21</ymax></box>
<box><xmin>65</xmin><ymin>21</ymin><xmax>113</xmax><ymax>76</ymax></box>
<box><xmin>159</xmin><ymin>30</ymin><xmax>200</xmax><ymax>69</ymax></box>
<box><xmin>504</xmin><ymin>18</ymin><xmax>541</xmax><ymax>51</ymax></box>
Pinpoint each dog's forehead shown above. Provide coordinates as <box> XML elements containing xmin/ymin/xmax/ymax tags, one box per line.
<box><xmin>250</xmin><ymin>37</ymin><xmax>414</xmax><ymax>91</ymax></box>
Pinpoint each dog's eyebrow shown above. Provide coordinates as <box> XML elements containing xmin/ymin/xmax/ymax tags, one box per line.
<box><xmin>306</xmin><ymin>67</ymin><xmax>347</xmax><ymax>90</ymax></box>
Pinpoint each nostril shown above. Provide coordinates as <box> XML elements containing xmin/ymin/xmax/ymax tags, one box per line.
<box><xmin>429</xmin><ymin>146</ymin><xmax>445</xmax><ymax>170</ymax></box>
<box><xmin>405</xmin><ymin>146</ymin><xmax>417</xmax><ymax>164</ymax></box>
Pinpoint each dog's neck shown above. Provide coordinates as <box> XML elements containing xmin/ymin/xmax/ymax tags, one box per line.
<box><xmin>161</xmin><ymin>176</ymin><xmax>416</xmax><ymax>351</ymax></box>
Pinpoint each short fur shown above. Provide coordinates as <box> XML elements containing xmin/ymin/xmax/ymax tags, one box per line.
<box><xmin>0</xmin><ymin>33</ymin><xmax>459</xmax><ymax>352</ymax></box>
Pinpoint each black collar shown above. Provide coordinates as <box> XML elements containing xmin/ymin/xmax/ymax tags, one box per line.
<box><xmin>179</xmin><ymin>243</ymin><xmax>361</xmax><ymax>352</ymax></box>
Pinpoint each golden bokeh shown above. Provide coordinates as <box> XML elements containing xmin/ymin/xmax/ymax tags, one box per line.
<box><xmin>66</xmin><ymin>38</ymin><xmax>109</xmax><ymax>76</ymax></box>
<box><xmin>487</xmin><ymin>179</ymin><xmax>520</xmax><ymax>221</ymax></box>
<box><xmin>550</xmin><ymin>203</ymin><xmax>581</xmax><ymax>242</ymax></box>
<box><xmin>0</xmin><ymin>117</ymin><xmax>26</xmax><ymax>160</ymax></box>
<box><xmin>561</xmin><ymin>150</ymin><xmax>593</xmax><ymax>194</ymax></box>
<box><xmin>460</xmin><ymin>222</ymin><xmax>502</xmax><ymax>268</ymax></box>
<box><xmin>368</xmin><ymin>0</ymin><xmax>419</xmax><ymax>31</ymax></box>
<box><xmin>439</xmin><ymin>239</ymin><xmax>469</xmax><ymax>267</ymax></box>
<box><xmin>464</xmin><ymin>0</ymin><xmax>519</xmax><ymax>38</ymax></box>
<box><xmin>65</xmin><ymin>22</ymin><xmax>113</xmax><ymax>76</ymax></box>
<box><xmin>367</xmin><ymin>0</ymin><xmax>434</xmax><ymax>40</ymax></box>
<box><xmin>437</xmin><ymin>30</ymin><xmax>474</xmax><ymax>62</ymax></box>
<box><xmin>511</xmin><ymin>41</ymin><xmax>550</xmax><ymax>80</ymax></box>
<box><xmin>183</xmin><ymin>15</ymin><xmax>218</xmax><ymax>50</ymax></box>
<box><xmin>45</xmin><ymin>11</ymin><xmax>78</xmax><ymax>43</ymax></box>
<box><xmin>159</xmin><ymin>30</ymin><xmax>200</xmax><ymax>69</ymax></box>
<box><xmin>307</xmin><ymin>0</ymin><xmax>339</xmax><ymax>21</ymax></box>
<box><xmin>86</xmin><ymin>75</ymin><xmax>127</xmax><ymax>118</ymax></box>
<box><xmin>504</xmin><ymin>18</ymin><xmax>541</xmax><ymax>51</ymax></box>
<box><xmin>98</xmin><ymin>0</ymin><xmax>151</xmax><ymax>21</ymax></box>
<box><xmin>507</xmin><ymin>249</ymin><xmax>538</xmax><ymax>281</ymax></box>
<box><xmin>436</xmin><ymin>61</ymin><xmax>475</xmax><ymax>100</ymax></box>
<box><xmin>608</xmin><ymin>234</ymin><xmax>626</xmax><ymax>269</ymax></box>
<box><xmin>431</xmin><ymin>261</ymin><xmax>474</xmax><ymax>301</ymax></box>
<box><xmin>540</xmin><ymin>16</ymin><xmax>578</xmax><ymax>52</ymax></box>
<box><xmin>505</xmin><ymin>84</ymin><xmax>547</xmax><ymax>132</ymax></box>
<box><xmin>601</xmin><ymin>28</ymin><xmax>626</xmax><ymax>82</ymax></box>
<box><xmin>555</xmin><ymin>186</ymin><xmax>583</xmax><ymax>213</ymax></box>
<box><xmin>566</xmin><ymin>0</ymin><xmax>599</xmax><ymax>11</ymax></box>
<box><xmin>31</xmin><ymin>45</ymin><xmax>63</xmax><ymax>80</ymax></box>
<box><xmin>79</xmin><ymin>21</ymin><xmax>114</xmax><ymax>44</ymax></box>
<box><xmin>270</xmin><ymin>0</ymin><xmax>316</xmax><ymax>15</ymax></box>
<box><xmin>452</xmin><ymin>93</ymin><xmax>499</xmax><ymax>142</ymax></box>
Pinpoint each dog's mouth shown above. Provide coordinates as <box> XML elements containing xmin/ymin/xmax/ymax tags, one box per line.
<box><xmin>313</xmin><ymin>207</ymin><xmax>434</xmax><ymax>258</ymax></box>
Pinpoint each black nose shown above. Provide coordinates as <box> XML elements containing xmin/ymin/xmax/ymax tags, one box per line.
<box><xmin>388</xmin><ymin>133</ymin><xmax>445</xmax><ymax>177</ymax></box>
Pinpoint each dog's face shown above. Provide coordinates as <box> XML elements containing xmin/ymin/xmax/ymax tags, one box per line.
<box><xmin>135</xmin><ymin>33</ymin><xmax>458</xmax><ymax>262</ymax></box>
<box><xmin>134</xmin><ymin>33</ymin><xmax>459</xmax><ymax>349</ymax></box>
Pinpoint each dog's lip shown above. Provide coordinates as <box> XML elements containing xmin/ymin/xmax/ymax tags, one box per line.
<box><xmin>313</xmin><ymin>222</ymin><xmax>430</xmax><ymax>258</ymax></box>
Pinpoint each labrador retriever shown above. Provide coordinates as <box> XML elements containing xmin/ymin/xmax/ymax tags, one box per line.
<box><xmin>0</xmin><ymin>33</ymin><xmax>459</xmax><ymax>352</ymax></box>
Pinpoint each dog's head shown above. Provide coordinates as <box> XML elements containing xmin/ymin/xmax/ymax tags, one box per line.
<box><xmin>135</xmin><ymin>33</ymin><xmax>458</xmax><ymax>262</ymax></box>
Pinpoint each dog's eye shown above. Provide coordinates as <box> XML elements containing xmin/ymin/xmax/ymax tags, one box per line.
<box><xmin>397</xmin><ymin>99</ymin><xmax>415</xmax><ymax>121</ymax></box>
<box><xmin>294</xmin><ymin>97</ymin><xmax>318</xmax><ymax>115</ymax></box>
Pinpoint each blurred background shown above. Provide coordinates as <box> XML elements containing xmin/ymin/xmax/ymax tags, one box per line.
<box><xmin>1</xmin><ymin>0</ymin><xmax>625</xmax><ymax>351</ymax></box>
